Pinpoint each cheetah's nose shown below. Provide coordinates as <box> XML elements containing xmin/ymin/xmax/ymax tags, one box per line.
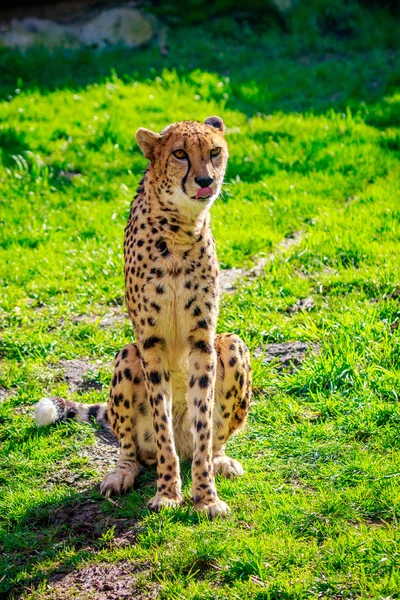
<box><xmin>195</xmin><ymin>176</ymin><xmax>214</xmax><ymax>188</ymax></box>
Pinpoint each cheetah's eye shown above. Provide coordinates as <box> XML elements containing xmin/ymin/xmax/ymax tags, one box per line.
<box><xmin>173</xmin><ymin>149</ymin><xmax>188</xmax><ymax>160</ymax></box>
<box><xmin>210</xmin><ymin>147</ymin><xmax>221</xmax><ymax>158</ymax></box>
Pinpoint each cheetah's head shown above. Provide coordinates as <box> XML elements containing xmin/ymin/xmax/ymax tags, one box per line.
<box><xmin>136</xmin><ymin>117</ymin><xmax>228</xmax><ymax>216</ymax></box>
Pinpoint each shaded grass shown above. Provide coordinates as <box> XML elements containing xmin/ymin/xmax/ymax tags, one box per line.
<box><xmin>0</xmin><ymin>9</ymin><xmax>400</xmax><ymax>599</ymax></box>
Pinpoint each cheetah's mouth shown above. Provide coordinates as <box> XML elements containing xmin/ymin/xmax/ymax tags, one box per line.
<box><xmin>195</xmin><ymin>186</ymin><xmax>214</xmax><ymax>200</ymax></box>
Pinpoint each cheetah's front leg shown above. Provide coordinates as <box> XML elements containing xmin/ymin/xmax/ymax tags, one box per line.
<box><xmin>100</xmin><ymin>344</ymin><xmax>142</xmax><ymax>497</ymax></box>
<box><xmin>139</xmin><ymin>345</ymin><xmax>183</xmax><ymax>511</ymax></box>
<box><xmin>187</xmin><ymin>335</ymin><xmax>230</xmax><ymax>517</ymax></box>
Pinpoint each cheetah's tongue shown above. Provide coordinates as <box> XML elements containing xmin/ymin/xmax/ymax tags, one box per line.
<box><xmin>196</xmin><ymin>186</ymin><xmax>213</xmax><ymax>199</ymax></box>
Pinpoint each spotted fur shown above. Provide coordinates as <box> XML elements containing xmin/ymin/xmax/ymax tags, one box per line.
<box><xmin>36</xmin><ymin>117</ymin><xmax>252</xmax><ymax>517</ymax></box>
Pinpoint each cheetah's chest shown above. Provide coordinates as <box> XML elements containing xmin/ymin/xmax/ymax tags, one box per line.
<box><xmin>125</xmin><ymin>230</ymin><xmax>219</xmax><ymax>369</ymax></box>
<box><xmin>153</xmin><ymin>250</ymin><xmax>217</xmax><ymax>357</ymax></box>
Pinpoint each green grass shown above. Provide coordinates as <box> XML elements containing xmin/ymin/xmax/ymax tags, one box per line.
<box><xmin>1</xmin><ymin>8</ymin><xmax>400</xmax><ymax>599</ymax></box>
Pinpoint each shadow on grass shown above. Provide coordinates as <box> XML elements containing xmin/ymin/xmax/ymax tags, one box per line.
<box><xmin>1</xmin><ymin>36</ymin><xmax>399</xmax><ymax>204</ymax></box>
<box><xmin>0</xmin><ymin>27</ymin><xmax>399</xmax><ymax>119</ymax></box>
<box><xmin>0</xmin><ymin>128</ymin><xmax>32</xmax><ymax>168</ymax></box>
<box><xmin>2</xmin><ymin>454</ymin><xmax>196</xmax><ymax>598</ymax></box>
<box><xmin>3</xmin><ymin>485</ymin><xmax>142</xmax><ymax>597</ymax></box>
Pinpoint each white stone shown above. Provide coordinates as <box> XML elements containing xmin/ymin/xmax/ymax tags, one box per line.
<box><xmin>78</xmin><ymin>8</ymin><xmax>153</xmax><ymax>48</ymax></box>
<box><xmin>0</xmin><ymin>8</ymin><xmax>154</xmax><ymax>50</ymax></box>
<box><xmin>271</xmin><ymin>0</ymin><xmax>295</xmax><ymax>12</ymax></box>
<box><xmin>1</xmin><ymin>18</ymin><xmax>79</xmax><ymax>50</ymax></box>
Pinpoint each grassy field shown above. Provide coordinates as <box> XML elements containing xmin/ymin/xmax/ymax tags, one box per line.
<box><xmin>1</xmin><ymin>7</ymin><xmax>400</xmax><ymax>599</ymax></box>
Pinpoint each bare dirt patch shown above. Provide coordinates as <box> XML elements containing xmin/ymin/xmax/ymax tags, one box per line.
<box><xmin>48</xmin><ymin>501</ymin><xmax>136</xmax><ymax>545</ymax></box>
<box><xmin>253</xmin><ymin>341</ymin><xmax>319</xmax><ymax>370</ymax></box>
<box><xmin>46</xmin><ymin>429</ymin><xmax>118</xmax><ymax>491</ymax></box>
<box><xmin>44</xmin><ymin>497</ymin><xmax>139</xmax><ymax>551</ymax></box>
<box><xmin>99</xmin><ymin>308</ymin><xmax>129</xmax><ymax>329</ymax></box>
<box><xmin>45</xmin><ymin>561</ymin><xmax>159</xmax><ymax>600</ymax></box>
<box><xmin>0</xmin><ymin>387</ymin><xmax>11</xmax><ymax>403</ymax></box>
<box><xmin>220</xmin><ymin>231</ymin><xmax>304</xmax><ymax>294</ymax></box>
<box><xmin>219</xmin><ymin>267</ymin><xmax>247</xmax><ymax>293</ymax></box>
<box><xmin>58</xmin><ymin>359</ymin><xmax>103</xmax><ymax>392</ymax></box>
<box><xmin>287</xmin><ymin>297</ymin><xmax>316</xmax><ymax>314</ymax></box>
<box><xmin>280</xmin><ymin>230</ymin><xmax>303</xmax><ymax>249</ymax></box>
<box><xmin>69</xmin><ymin>313</ymin><xmax>99</xmax><ymax>324</ymax></box>
<box><xmin>56</xmin><ymin>305</ymin><xmax>129</xmax><ymax>329</ymax></box>
<box><xmin>79</xmin><ymin>428</ymin><xmax>119</xmax><ymax>475</ymax></box>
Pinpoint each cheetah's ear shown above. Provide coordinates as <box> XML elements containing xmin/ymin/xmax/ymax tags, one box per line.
<box><xmin>136</xmin><ymin>128</ymin><xmax>160</xmax><ymax>161</ymax></box>
<box><xmin>204</xmin><ymin>116</ymin><xmax>225</xmax><ymax>134</ymax></box>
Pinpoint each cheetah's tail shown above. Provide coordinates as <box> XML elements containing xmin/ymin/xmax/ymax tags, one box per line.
<box><xmin>35</xmin><ymin>396</ymin><xmax>108</xmax><ymax>426</ymax></box>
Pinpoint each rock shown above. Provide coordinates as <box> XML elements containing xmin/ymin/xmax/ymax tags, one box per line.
<box><xmin>271</xmin><ymin>0</ymin><xmax>296</xmax><ymax>13</ymax></box>
<box><xmin>0</xmin><ymin>8</ymin><xmax>154</xmax><ymax>50</ymax></box>
<box><xmin>77</xmin><ymin>8</ymin><xmax>153</xmax><ymax>48</ymax></box>
<box><xmin>1</xmin><ymin>17</ymin><xmax>79</xmax><ymax>50</ymax></box>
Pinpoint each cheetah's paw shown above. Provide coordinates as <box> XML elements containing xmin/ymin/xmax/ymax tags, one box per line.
<box><xmin>100</xmin><ymin>463</ymin><xmax>139</xmax><ymax>497</ymax></box>
<box><xmin>147</xmin><ymin>492</ymin><xmax>183</xmax><ymax>512</ymax></box>
<box><xmin>195</xmin><ymin>498</ymin><xmax>231</xmax><ymax>518</ymax></box>
<box><xmin>213</xmin><ymin>456</ymin><xmax>244</xmax><ymax>479</ymax></box>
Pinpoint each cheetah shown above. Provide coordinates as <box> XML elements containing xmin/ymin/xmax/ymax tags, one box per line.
<box><xmin>36</xmin><ymin>116</ymin><xmax>252</xmax><ymax>517</ymax></box>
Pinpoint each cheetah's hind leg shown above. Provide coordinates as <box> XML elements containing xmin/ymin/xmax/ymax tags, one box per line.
<box><xmin>212</xmin><ymin>333</ymin><xmax>252</xmax><ymax>479</ymax></box>
<box><xmin>100</xmin><ymin>344</ymin><xmax>146</xmax><ymax>497</ymax></box>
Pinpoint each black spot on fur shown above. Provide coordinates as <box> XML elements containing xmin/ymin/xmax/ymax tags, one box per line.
<box><xmin>66</xmin><ymin>405</ymin><xmax>77</xmax><ymax>419</ymax></box>
<box><xmin>149</xmin><ymin>371</ymin><xmax>162</xmax><ymax>385</ymax></box>
<box><xmin>185</xmin><ymin>296</ymin><xmax>196</xmax><ymax>310</ymax></box>
<box><xmin>151</xmin><ymin>301</ymin><xmax>161</xmax><ymax>312</ymax></box>
<box><xmin>124</xmin><ymin>368</ymin><xmax>132</xmax><ymax>380</ymax></box>
<box><xmin>199</xmin><ymin>375</ymin><xmax>210</xmax><ymax>388</ymax></box>
<box><xmin>156</xmin><ymin>238</ymin><xmax>169</xmax><ymax>257</ymax></box>
<box><xmin>143</xmin><ymin>336</ymin><xmax>165</xmax><ymax>350</ymax></box>
<box><xmin>191</xmin><ymin>339</ymin><xmax>213</xmax><ymax>354</ymax></box>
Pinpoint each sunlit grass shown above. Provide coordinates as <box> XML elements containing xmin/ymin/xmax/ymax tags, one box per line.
<box><xmin>0</xmin><ymin>12</ymin><xmax>400</xmax><ymax>599</ymax></box>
